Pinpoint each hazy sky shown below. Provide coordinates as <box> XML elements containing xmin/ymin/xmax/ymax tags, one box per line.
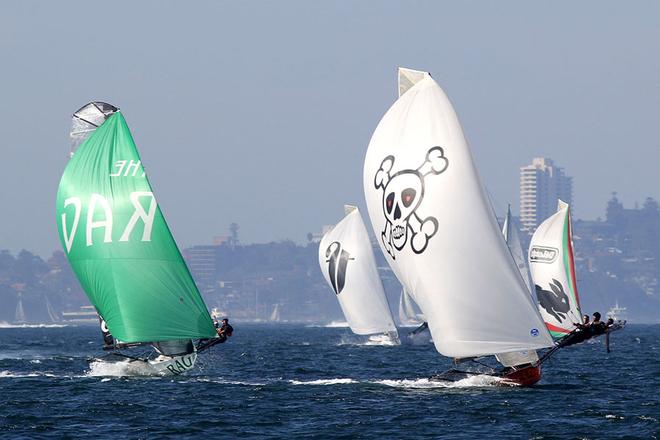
<box><xmin>2</xmin><ymin>1</ymin><xmax>659</xmax><ymax>256</ymax></box>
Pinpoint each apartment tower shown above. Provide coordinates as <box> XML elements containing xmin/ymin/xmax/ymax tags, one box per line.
<box><xmin>520</xmin><ymin>157</ymin><xmax>573</xmax><ymax>232</ymax></box>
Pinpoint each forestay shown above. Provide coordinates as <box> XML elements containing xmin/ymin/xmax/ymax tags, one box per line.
<box><xmin>502</xmin><ymin>204</ymin><xmax>534</xmax><ymax>296</ymax></box>
<box><xmin>56</xmin><ymin>103</ymin><xmax>217</xmax><ymax>343</ymax></box>
<box><xmin>363</xmin><ymin>68</ymin><xmax>554</xmax><ymax>358</ymax></box>
<box><xmin>528</xmin><ymin>200</ymin><xmax>582</xmax><ymax>339</ymax></box>
<box><xmin>318</xmin><ymin>205</ymin><xmax>398</xmax><ymax>335</ymax></box>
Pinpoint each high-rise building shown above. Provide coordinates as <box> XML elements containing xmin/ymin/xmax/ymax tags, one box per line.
<box><xmin>520</xmin><ymin>157</ymin><xmax>573</xmax><ymax>232</ymax></box>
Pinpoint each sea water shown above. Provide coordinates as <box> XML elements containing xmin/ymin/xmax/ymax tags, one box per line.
<box><xmin>0</xmin><ymin>324</ymin><xmax>658</xmax><ymax>439</ymax></box>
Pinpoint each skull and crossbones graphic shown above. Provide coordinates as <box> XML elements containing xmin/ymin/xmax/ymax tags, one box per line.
<box><xmin>374</xmin><ymin>146</ymin><xmax>449</xmax><ymax>259</ymax></box>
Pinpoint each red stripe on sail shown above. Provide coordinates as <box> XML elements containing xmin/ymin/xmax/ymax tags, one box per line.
<box><xmin>545</xmin><ymin>322</ymin><xmax>571</xmax><ymax>334</ymax></box>
<box><xmin>566</xmin><ymin>213</ymin><xmax>581</xmax><ymax>309</ymax></box>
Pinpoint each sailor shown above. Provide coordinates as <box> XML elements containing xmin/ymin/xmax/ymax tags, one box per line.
<box><xmin>217</xmin><ymin>318</ymin><xmax>234</xmax><ymax>343</ymax></box>
<box><xmin>573</xmin><ymin>314</ymin><xmax>590</xmax><ymax>330</ymax></box>
<box><xmin>589</xmin><ymin>312</ymin><xmax>607</xmax><ymax>336</ymax></box>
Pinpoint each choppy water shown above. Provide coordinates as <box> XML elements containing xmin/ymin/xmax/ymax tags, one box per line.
<box><xmin>0</xmin><ymin>324</ymin><xmax>658</xmax><ymax>439</ymax></box>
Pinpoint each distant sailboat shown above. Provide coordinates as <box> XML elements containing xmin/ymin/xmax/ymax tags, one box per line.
<box><xmin>45</xmin><ymin>295</ymin><xmax>60</xmax><ymax>322</ymax></box>
<box><xmin>269</xmin><ymin>304</ymin><xmax>282</xmax><ymax>322</ymax></box>
<box><xmin>56</xmin><ymin>102</ymin><xmax>224</xmax><ymax>376</ymax></box>
<box><xmin>318</xmin><ymin>205</ymin><xmax>399</xmax><ymax>344</ymax></box>
<box><xmin>363</xmin><ymin>68</ymin><xmax>554</xmax><ymax>385</ymax></box>
<box><xmin>14</xmin><ymin>292</ymin><xmax>26</xmax><ymax>324</ymax></box>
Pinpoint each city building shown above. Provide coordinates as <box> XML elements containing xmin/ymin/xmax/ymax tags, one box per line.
<box><xmin>519</xmin><ymin>157</ymin><xmax>573</xmax><ymax>232</ymax></box>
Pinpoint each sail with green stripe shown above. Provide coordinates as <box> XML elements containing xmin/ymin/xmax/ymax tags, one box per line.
<box><xmin>528</xmin><ymin>200</ymin><xmax>582</xmax><ymax>339</ymax></box>
<box><xmin>56</xmin><ymin>102</ymin><xmax>217</xmax><ymax>343</ymax></box>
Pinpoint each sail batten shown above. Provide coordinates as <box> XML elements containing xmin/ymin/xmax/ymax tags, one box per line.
<box><xmin>318</xmin><ymin>207</ymin><xmax>398</xmax><ymax>336</ymax></box>
<box><xmin>363</xmin><ymin>69</ymin><xmax>554</xmax><ymax>358</ymax></box>
<box><xmin>56</xmin><ymin>106</ymin><xmax>216</xmax><ymax>343</ymax></box>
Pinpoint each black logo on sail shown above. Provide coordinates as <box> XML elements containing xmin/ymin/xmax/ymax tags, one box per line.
<box><xmin>535</xmin><ymin>278</ymin><xmax>570</xmax><ymax>322</ymax></box>
<box><xmin>325</xmin><ymin>241</ymin><xmax>354</xmax><ymax>295</ymax></box>
<box><xmin>373</xmin><ymin>147</ymin><xmax>448</xmax><ymax>259</ymax></box>
<box><xmin>529</xmin><ymin>246</ymin><xmax>559</xmax><ymax>263</ymax></box>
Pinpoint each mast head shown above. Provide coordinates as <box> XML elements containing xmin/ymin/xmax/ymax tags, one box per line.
<box><xmin>70</xmin><ymin>102</ymin><xmax>119</xmax><ymax>155</ymax></box>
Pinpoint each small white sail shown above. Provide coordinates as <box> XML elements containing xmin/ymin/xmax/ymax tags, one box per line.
<box><xmin>14</xmin><ymin>293</ymin><xmax>26</xmax><ymax>323</ymax></box>
<box><xmin>318</xmin><ymin>205</ymin><xmax>398</xmax><ymax>336</ymax></box>
<box><xmin>363</xmin><ymin>68</ymin><xmax>554</xmax><ymax>358</ymax></box>
<box><xmin>45</xmin><ymin>295</ymin><xmax>60</xmax><ymax>322</ymax></box>
<box><xmin>270</xmin><ymin>304</ymin><xmax>281</xmax><ymax>322</ymax></box>
<box><xmin>398</xmin><ymin>288</ymin><xmax>425</xmax><ymax>326</ymax></box>
<box><xmin>528</xmin><ymin>200</ymin><xmax>582</xmax><ymax>339</ymax></box>
<box><xmin>502</xmin><ymin>205</ymin><xmax>534</xmax><ymax>295</ymax></box>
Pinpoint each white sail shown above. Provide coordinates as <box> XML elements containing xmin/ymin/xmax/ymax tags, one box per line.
<box><xmin>528</xmin><ymin>200</ymin><xmax>582</xmax><ymax>339</ymax></box>
<box><xmin>14</xmin><ymin>293</ymin><xmax>26</xmax><ymax>323</ymax></box>
<box><xmin>318</xmin><ymin>205</ymin><xmax>398</xmax><ymax>336</ymax></box>
<box><xmin>45</xmin><ymin>295</ymin><xmax>60</xmax><ymax>322</ymax></box>
<box><xmin>398</xmin><ymin>288</ymin><xmax>425</xmax><ymax>326</ymax></box>
<box><xmin>269</xmin><ymin>304</ymin><xmax>281</xmax><ymax>322</ymax></box>
<box><xmin>363</xmin><ymin>68</ymin><xmax>554</xmax><ymax>358</ymax></box>
<box><xmin>502</xmin><ymin>205</ymin><xmax>534</xmax><ymax>295</ymax></box>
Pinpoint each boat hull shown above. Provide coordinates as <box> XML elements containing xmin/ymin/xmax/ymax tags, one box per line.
<box><xmin>92</xmin><ymin>352</ymin><xmax>197</xmax><ymax>376</ymax></box>
<box><xmin>502</xmin><ymin>364</ymin><xmax>542</xmax><ymax>387</ymax></box>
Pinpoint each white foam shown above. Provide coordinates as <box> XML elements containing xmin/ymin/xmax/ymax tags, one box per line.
<box><xmin>337</xmin><ymin>335</ymin><xmax>399</xmax><ymax>347</ymax></box>
<box><xmin>0</xmin><ymin>370</ymin><xmax>58</xmax><ymax>378</ymax></box>
<box><xmin>289</xmin><ymin>378</ymin><xmax>357</xmax><ymax>385</ymax></box>
<box><xmin>0</xmin><ymin>322</ymin><xmax>69</xmax><ymax>329</ymax></box>
<box><xmin>373</xmin><ymin>375</ymin><xmax>509</xmax><ymax>389</ymax></box>
<box><xmin>365</xmin><ymin>334</ymin><xmax>399</xmax><ymax>346</ymax></box>
<box><xmin>196</xmin><ymin>378</ymin><xmax>267</xmax><ymax>386</ymax></box>
<box><xmin>87</xmin><ymin>359</ymin><xmax>167</xmax><ymax>377</ymax></box>
<box><xmin>324</xmin><ymin>321</ymin><xmax>350</xmax><ymax>328</ymax></box>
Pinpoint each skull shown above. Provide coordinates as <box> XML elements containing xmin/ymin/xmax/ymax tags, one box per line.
<box><xmin>382</xmin><ymin>171</ymin><xmax>423</xmax><ymax>250</ymax></box>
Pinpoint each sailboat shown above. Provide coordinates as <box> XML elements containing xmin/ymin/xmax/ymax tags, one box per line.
<box><xmin>56</xmin><ymin>102</ymin><xmax>222</xmax><ymax>376</ymax></box>
<box><xmin>528</xmin><ymin>200</ymin><xmax>625</xmax><ymax>350</ymax></box>
<box><xmin>269</xmin><ymin>304</ymin><xmax>282</xmax><ymax>322</ymax></box>
<box><xmin>363</xmin><ymin>68</ymin><xmax>555</xmax><ymax>385</ymax></box>
<box><xmin>14</xmin><ymin>292</ymin><xmax>27</xmax><ymax>324</ymax></box>
<box><xmin>528</xmin><ymin>200</ymin><xmax>582</xmax><ymax>339</ymax></box>
<box><xmin>318</xmin><ymin>205</ymin><xmax>399</xmax><ymax>344</ymax></box>
<box><xmin>45</xmin><ymin>295</ymin><xmax>60</xmax><ymax>322</ymax></box>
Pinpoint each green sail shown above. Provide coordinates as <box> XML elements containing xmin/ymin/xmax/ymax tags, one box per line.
<box><xmin>56</xmin><ymin>111</ymin><xmax>216</xmax><ymax>343</ymax></box>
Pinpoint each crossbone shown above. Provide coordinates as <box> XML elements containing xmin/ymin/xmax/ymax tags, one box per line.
<box><xmin>374</xmin><ymin>147</ymin><xmax>448</xmax><ymax>259</ymax></box>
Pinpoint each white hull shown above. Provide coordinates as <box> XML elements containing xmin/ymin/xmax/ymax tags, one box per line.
<box><xmin>91</xmin><ymin>352</ymin><xmax>197</xmax><ymax>377</ymax></box>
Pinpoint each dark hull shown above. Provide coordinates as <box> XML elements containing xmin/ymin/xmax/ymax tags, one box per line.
<box><xmin>430</xmin><ymin>364</ymin><xmax>542</xmax><ymax>387</ymax></box>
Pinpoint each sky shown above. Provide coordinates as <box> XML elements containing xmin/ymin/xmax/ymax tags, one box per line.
<box><xmin>1</xmin><ymin>1</ymin><xmax>659</xmax><ymax>257</ymax></box>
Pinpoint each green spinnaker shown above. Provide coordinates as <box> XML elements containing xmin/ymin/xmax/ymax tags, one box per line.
<box><xmin>56</xmin><ymin>112</ymin><xmax>216</xmax><ymax>343</ymax></box>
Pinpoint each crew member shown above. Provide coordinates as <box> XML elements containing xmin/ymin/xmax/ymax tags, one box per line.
<box><xmin>589</xmin><ymin>312</ymin><xmax>607</xmax><ymax>336</ymax></box>
<box><xmin>217</xmin><ymin>318</ymin><xmax>234</xmax><ymax>343</ymax></box>
<box><xmin>573</xmin><ymin>314</ymin><xmax>590</xmax><ymax>330</ymax></box>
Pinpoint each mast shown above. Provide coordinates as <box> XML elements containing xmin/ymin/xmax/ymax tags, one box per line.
<box><xmin>363</xmin><ymin>68</ymin><xmax>554</xmax><ymax>358</ymax></box>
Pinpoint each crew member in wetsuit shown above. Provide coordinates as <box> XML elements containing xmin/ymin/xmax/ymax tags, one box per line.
<box><xmin>217</xmin><ymin>318</ymin><xmax>234</xmax><ymax>343</ymax></box>
<box><xmin>573</xmin><ymin>314</ymin><xmax>590</xmax><ymax>330</ymax></box>
<box><xmin>589</xmin><ymin>312</ymin><xmax>607</xmax><ymax>337</ymax></box>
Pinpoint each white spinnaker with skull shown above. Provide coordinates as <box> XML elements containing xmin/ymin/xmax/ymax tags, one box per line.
<box><xmin>363</xmin><ymin>68</ymin><xmax>553</xmax><ymax>358</ymax></box>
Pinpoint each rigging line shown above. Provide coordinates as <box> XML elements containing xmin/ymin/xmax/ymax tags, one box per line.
<box><xmin>72</xmin><ymin>114</ymin><xmax>100</xmax><ymax>128</ymax></box>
